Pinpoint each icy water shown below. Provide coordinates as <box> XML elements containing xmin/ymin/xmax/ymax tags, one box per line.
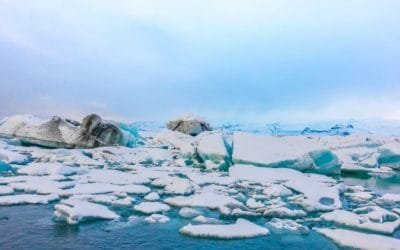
<box><xmin>0</xmin><ymin>204</ymin><xmax>338</xmax><ymax>250</ymax></box>
<box><xmin>1</xmin><ymin>174</ymin><xmax>398</xmax><ymax>250</ymax></box>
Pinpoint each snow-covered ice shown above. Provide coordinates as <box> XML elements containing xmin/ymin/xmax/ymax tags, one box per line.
<box><xmin>134</xmin><ymin>202</ymin><xmax>171</xmax><ymax>214</ymax></box>
<box><xmin>180</xmin><ymin>219</ymin><xmax>269</xmax><ymax>239</ymax></box>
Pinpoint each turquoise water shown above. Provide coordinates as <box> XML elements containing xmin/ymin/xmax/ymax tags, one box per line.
<box><xmin>0</xmin><ymin>204</ymin><xmax>338</xmax><ymax>250</ymax></box>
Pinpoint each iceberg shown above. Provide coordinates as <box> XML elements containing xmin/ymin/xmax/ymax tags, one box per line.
<box><xmin>232</xmin><ymin>132</ymin><xmax>340</xmax><ymax>174</ymax></box>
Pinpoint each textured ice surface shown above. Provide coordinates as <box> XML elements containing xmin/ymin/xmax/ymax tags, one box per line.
<box><xmin>144</xmin><ymin>214</ymin><xmax>170</xmax><ymax>223</ymax></box>
<box><xmin>180</xmin><ymin>219</ymin><xmax>269</xmax><ymax>239</ymax></box>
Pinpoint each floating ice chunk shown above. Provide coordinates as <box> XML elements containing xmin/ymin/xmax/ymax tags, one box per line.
<box><xmin>266</xmin><ymin>218</ymin><xmax>309</xmax><ymax>234</ymax></box>
<box><xmin>133</xmin><ymin>202</ymin><xmax>171</xmax><ymax>214</ymax></box>
<box><xmin>179</xmin><ymin>207</ymin><xmax>202</xmax><ymax>218</ymax></box>
<box><xmin>0</xmin><ymin>148</ymin><xmax>28</xmax><ymax>164</ymax></box>
<box><xmin>152</xmin><ymin>176</ymin><xmax>193</xmax><ymax>195</ymax></box>
<box><xmin>263</xmin><ymin>184</ymin><xmax>293</xmax><ymax>198</ymax></box>
<box><xmin>376</xmin><ymin>193</ymin><xmax>400</xmax><ymax>207</ymax></box>
<box><xmin>8</xmin><ymin>178</ymin><xmax>73</xmax><ymax>195</ymax></box>
<box><xmin>65</xmin><ymin>183</ymin><xmax>150</xmax><ymax>195</ymax></box>
<box><xmin>320</xmin><ymin>208</ymin><xmax>400</xmax><ymax>234</ymax></box>
<box><xmin>192</xmin><ymin>215</ymin><xmax>221</xmax><ymax>224</ymax></box>
<box><xmin>76</xmin><ymin>169</ymin><xmax>150</xmax><ymax>185</ymax></box>
<box><xmin>144</xmin><ymin>214</ymin><xmax>170</xmax><ymax>223</ymax></box>
<box><xmin>0</xmin><ymin>194</ymin><xmax>59</xmax><ymax>205</ymax></box>
<box><xmin>246</xmin><ymin>198</ymin><xmax>265</xmax><ymax>209</ymax></box>
<box><xmin>378</xmin><ymin>142</ymin><xmax>400</xmax><ymax>170</ymax></box>
<box><xmin>144</xmin><ymin>192</ymin><xmax>160</xmax><ymax>201</ymax></box>
<box><xmin>54</xmin><ymin>199</ymin><xmax>119</xmax><ymax>224</ymax></box>
<box><xmin>229</xmin><ymin>164</ymin><xmax>342</xmax><ymax>212</ymax></box>
<box><xmin>90</xmin><ymin>147</ymin><xmax>172</xmax><ymax>166</ymax></box>
<box><xmin>166</xmin><ymin>113</ymin><xmax>211</xmax><ymax>136</ymax></box>
<box><xmin>195</xmin><ymin>131</ymin><xmax>230</xmax><ymax>170</ymax></box>
<box><xmin>180</xmin><ymin>218</ymin><xmax>269</xmax><ymax>239</ymax></box>
<box><xmin>186</xmin><ymin>172</ymin><xmax>235</xmax><ymax>186</ymax></box>
<box><xmin>17</xmin><ymin>163</ymin><xmax>81</xmax><ymax>176</ymax></box>
<box><xmin>165</xmin><ymin>192</ymin><xmax>244</xmax><ymax>214</ymax></box>
<box><xmin>315</xmin><ymin>228</ymin><xmax>400</xmax><ymax>250</ymax></box>
<box><xmin>353</xmin><ymin>206</ymin><xmax>399</xmax><ymax>223</ymax></box>
<box><xmin>232</xmin><ymin>132</ymin><xmax>340</xmax><ymax>174</ymax></box>
<box><xmin>231</xmin><ymin>208</ymin><xmax>261</xmax><ymax>217</ymax></box>
<box><xmin>263</xmin><ymin>207</ymin><xmax>307</xmax><ymax>219</ymax></box>
<box><xmin>0</xmin><ymin>185</ymin><xmax>13</xmax><ymax>195</ymax></box>
<box><xmin>344</xmin><ymin>191</ymin><xmax>374</xmax><ymax>203</ymax></box>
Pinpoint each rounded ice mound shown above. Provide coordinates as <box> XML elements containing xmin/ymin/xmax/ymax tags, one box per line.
<box><xmin>166</xmin><ymin>113</ymin><xmax>212</xmax><ymax>136</ymax></box>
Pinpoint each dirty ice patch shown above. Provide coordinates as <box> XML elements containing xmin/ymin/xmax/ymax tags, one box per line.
<box><xmin>180</xmin><ymin>218</ymin><xmax>269</xmax><ymax>239</ymax></box>
<box><xmin>54</xmin><ymin>199</ymin><xmax>119</xmax><ymax>224</ymax></box>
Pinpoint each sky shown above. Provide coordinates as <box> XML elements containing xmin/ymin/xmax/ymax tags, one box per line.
<box><xmin>0</xmin><ymin>0</ymin><xmax>399</xmax><ymax>123</ymax></box>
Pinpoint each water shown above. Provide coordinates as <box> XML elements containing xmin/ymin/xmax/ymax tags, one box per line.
<box><xmin>0</xmin><ymin>204</ymin><xmax>338</xmax><ymax>250</ymax></box>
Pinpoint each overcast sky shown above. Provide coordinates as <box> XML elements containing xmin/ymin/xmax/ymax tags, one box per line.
<box><xmin>0</xmin><ymin>0</ymin><xmax>399</xmax><ymax>123</ymax></box>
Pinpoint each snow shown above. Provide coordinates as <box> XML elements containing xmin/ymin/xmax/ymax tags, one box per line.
<box><xmin>246</xmin><ymin>198</ymin><xmax>265</xmax><ymax>209</ymax></box>
<box><xmin>180</xmin><ymin>218</ymin><xmax>269</xmax><ymax>239</ymax></box>
<box><xmin>133</xmin><ymin>202</ymin><xmax>171</xmax><ymax>214</ymax></box>
<box><xmin>144</xmin><ymin>214</ymin><xmax>170</xmax><ymax>223</ymax></box>
<box><xmin>266</xmin><ymin>218</ymin><xmax>309</xmax><ymax>234</ymax></box>
<box><xmin>263</xmin><ymin>184</ymin><xmax>293</xmax><ymax>198</ymax></box>
<box><xmin>0</xmin><ymin>194</ymin><xmax>59</xmax><ymax>205</ymax></box>
<box><xmin>315</xmin><ymin>228</ymin><xmax>400</xmax><ymax>250</ymax></box>
<box><xmin>54</xmin><ymin>199</ymin><xmax>119</xmax><ymax>224</ymax></box>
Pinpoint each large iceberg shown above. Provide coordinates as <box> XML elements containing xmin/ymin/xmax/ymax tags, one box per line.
<box><xmin>232</xmin><ymin>132</ymin><xmax>341</xmax><ymax>175</ymax></box>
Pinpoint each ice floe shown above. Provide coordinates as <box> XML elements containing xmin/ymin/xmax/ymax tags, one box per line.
<box><xmin>180</xmin><ymin>218</ymin><xmax>269</xmax><ymax>239</ymax></box>
<box><xmin>320</xmin><ymin>207</ymin><xmax>400</xmax><ymax>234</ymax></box>
<box><xmin>144</xmin><ymin>214</ymin><xmax>170</xmax><ymax>223</ymax></box>
<box><xmin>316</xmin><ymin>228</ymin><xmax>400</xmax><ymax>250</ymax></box>
<box><xmin>134</xmin><ymin>202</ymin><xmax>171</xmax><ymax>214</ymax></box>
<box><xmin>0</xmin><ymin>194</ymin><xmax>59</xmax><ymax>205</ymax></box>
<box><xmin>54</xmin><ymin>199</ymin><xmax>119</xmax><ymax>224</ymax></box>
<box><xmin>266</xmin><ymin>218</ymin><xmax>309</xmax><ymax>234</ymax></box>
